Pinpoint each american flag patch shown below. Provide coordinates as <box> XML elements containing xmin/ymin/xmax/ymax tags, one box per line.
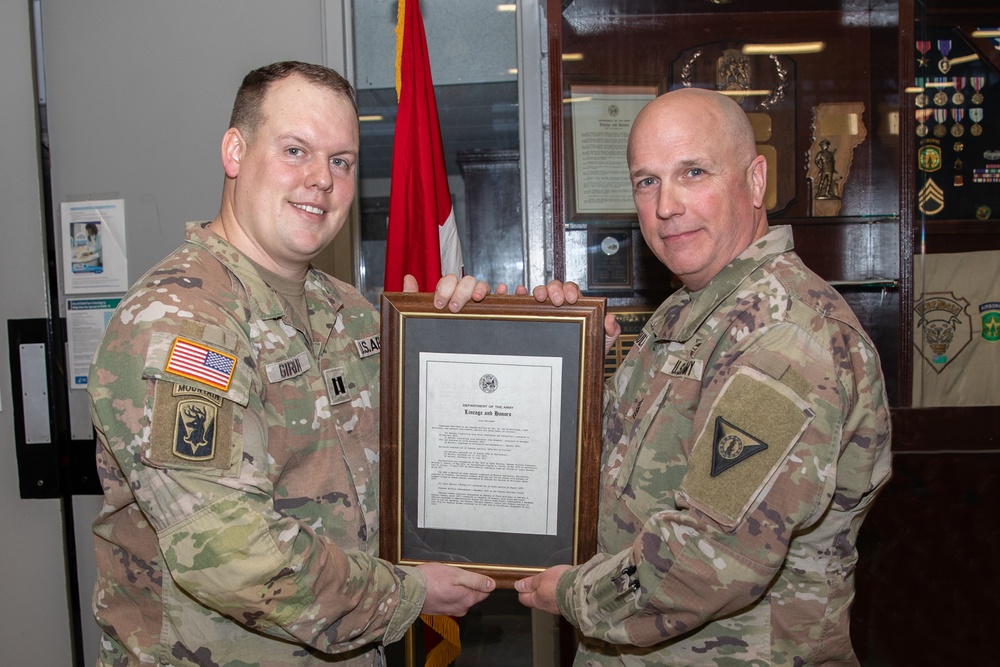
<box><xmin>165</xmin><ymin>337</ymin><xmax>237</xmax><ymax>391</ymax></box>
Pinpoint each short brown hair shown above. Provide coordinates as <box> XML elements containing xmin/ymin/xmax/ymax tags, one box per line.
<box><xmin>228</xmin><ymin>61</ymin><xmax>358</xmax><ymax>140</ymax></box>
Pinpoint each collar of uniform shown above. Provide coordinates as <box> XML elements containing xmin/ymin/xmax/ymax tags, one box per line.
<box><xmin>183</xmin><ymin>221</ymin><xmax>344</xmax><ymax>320</ymax></box>
<box><xmin>657</xmin><ymin>225</ymin><xmax>795</xmax><ymax>344</ymax></box>
<box><xmin>302</xmin><ymin>271</ymin><xmax>345</xmax><ymax>323</ymax></box>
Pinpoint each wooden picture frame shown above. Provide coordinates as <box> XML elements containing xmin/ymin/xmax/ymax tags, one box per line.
<box><xmin>379</xmin><ymin>293</ymin><xmax>606</xmax><ymax>588</ymax></box>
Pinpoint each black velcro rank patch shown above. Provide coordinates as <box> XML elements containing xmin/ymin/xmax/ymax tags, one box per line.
<box><xmin>710</xmin><ymin>416</ymin><xmax>768</xmax><ymax>477</ymax></box>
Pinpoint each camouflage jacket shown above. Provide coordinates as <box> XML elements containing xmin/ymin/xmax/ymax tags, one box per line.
<box><xmin>557</xmin><ymin>225</ymin><xmax>892</xmax><ymax>666</ymax></box>
<box><xmin>90</xmin><ymin>222</ymin><xmax>424</xmax><ymax>666</ymax></box>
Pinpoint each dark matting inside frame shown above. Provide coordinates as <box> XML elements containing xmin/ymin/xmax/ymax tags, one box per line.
<box><xmin>403</xmin><ymin>317</ymin><xmax>580</xmax><ymax>566</ymax></box>
<box><xmin>381</xmin><ymin>294</ymin><xmax>605</xmax><ymax>587</ymax></box>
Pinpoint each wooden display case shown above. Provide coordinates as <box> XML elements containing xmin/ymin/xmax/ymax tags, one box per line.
<box><xmin>548</xmin><ymin>1</ymin><xmax>1000</xmax><ymax>663</ymax></box>
<box><xmin>548</xmin><ymin>0</ymin><xmax>904</xmax><ymax>401</ymax></box>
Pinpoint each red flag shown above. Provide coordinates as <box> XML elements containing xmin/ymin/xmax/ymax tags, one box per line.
<box><xmin>385</xmin><ymin>0</ymin><xmax>463</xmax><ymax>292</ymax></box>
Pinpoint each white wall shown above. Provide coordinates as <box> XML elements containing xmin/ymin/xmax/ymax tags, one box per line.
<box><xmin>0</xmin><ymin>1</ymin><xmax>75</xmax><ymax>664</ymax></box>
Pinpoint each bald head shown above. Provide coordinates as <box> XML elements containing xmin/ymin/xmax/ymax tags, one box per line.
<box><xmin>628</xmin><ymin>88</ymin><xmax>758</xmax><ymax>170</ymax></box>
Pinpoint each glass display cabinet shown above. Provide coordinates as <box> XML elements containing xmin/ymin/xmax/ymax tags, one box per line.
<box><xmin>548</xmin><ymin>0</ymin><xmax>903</xmax><ymax>400</ymax></box>
<box><xmin>547</xmin><ymin>1</ymin><xmax>999</xmax><ymax>663</ymax></box>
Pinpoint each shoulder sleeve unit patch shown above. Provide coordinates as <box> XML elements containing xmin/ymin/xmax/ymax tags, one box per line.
<box><xmin>680</xmin><ymin>366</ymin><xmax>814</xmax><ymax>531</ymax></box>
<box><xmin>148</xmin><ymin>382</ymin><xmax>235</xmax><ymax>471</ymax></box>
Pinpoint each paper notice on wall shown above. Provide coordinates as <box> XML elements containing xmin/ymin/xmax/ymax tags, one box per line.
<box><xmin>913</xmin><ymin>250</ymin><xmax>1000</xmax><ymax>406</ymax></box>
<box><xmin>61</xmin><ymin>198</ymin><xmax>129</xmax><ymax>294</ymax></box>
<box><xmin>67</xmin><ymin>298</ymin><xmax>121</xmax><ymax>389</ymax></box>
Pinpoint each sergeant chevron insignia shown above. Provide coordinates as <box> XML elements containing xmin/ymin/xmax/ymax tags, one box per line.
<box><xmin>918</xmin><ymin>177</ymin><xmax>945</xmax><ymax>215</ymax></box>
<box><xmin>710</xmin><ymin>416</ymin><xmax>769</xmax><ymax>477</ymax></box>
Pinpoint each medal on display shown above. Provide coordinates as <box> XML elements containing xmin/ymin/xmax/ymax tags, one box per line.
<box><xmin>970</xmin><ymin>107</ymin><xmax>983</xmax><ymax>137</ymax></box>
<box><xmin>916</xmin><ymin>109</ymin><xmax>931</xmax><ymax>137</ymax></box>
<box><xmin>914</xmin><ymin>77</ymin><xmax>929</xmax><ymax>108</ymax></box>
<box><xmin>933</xmin><ymin>78</ymin><xmax>949</xmax><ymax>106</ymax></box>
<box><xmin>933</xmin><ymin>109</ymin><xmax>948</xmax><ymax>138</ymax></box>
<box><xmin>971</xmin><ymin>77</ymin><xmax>985</xmax><ymax>105</ymax></box>
<box><xmin>951</xmin><ymin>108</ymin><xmax>965</xmax><ymax>137</ymax></box>
<box><xmin>952</xmin><ymin>77</ymin><xmax>966</xmax><ymax>106</ymax></box>
<box><xmin>937</xmin><ymin>39</ymin><xmax>952</xmax><ymax>73</ymax></box>
<box><xmin>972</xmin><ymin>162</ymin><xmax>1000</xmax><ymax>184</ymax></box>
<box><xmin>916</xmin><ymin>40</ymin><xmax>932</xmax><ymax>68</ymax></box>
<box><xmin>954</xmin><ymin>141</ymin><xmax>965</xmax><ymax>152</ymax></box>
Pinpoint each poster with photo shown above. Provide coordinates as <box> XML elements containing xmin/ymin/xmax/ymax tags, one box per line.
<box><xmin>61</xmin><ymin>198</ymin><xmax>128</xmax><ymax>294</ymax></box>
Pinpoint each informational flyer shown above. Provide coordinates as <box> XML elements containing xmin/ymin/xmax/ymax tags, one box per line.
<box><xmin>61</xmin><ymin>198</ymin><xmax>129</xmax><ymax>294</ymax></box>
<box><xmin>66</xmin><ymin>297</ymin><xmax>121</xmax><ymax>388</ymax></box>
<box><xmin>417</xmin><ymin>352</ymin><xmax>562</xmax><ymax>536</ymax></box>
<box><xmin>570</xmin><ymin>86</ymin><xmax>656</xmax><ymax>214</ymax></box>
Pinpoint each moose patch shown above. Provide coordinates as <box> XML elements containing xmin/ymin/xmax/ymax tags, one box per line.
<box><xmin>148</xmin><ymin>381</ymin><xmax>234</xmax><ymax>470</ymax></box>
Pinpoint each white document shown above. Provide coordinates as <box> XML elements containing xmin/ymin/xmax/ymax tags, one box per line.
<box><xmin>61</xmin><ymin>198</ymin><xmax>129</xmax><ymax>294</ymax></box>
<box><xmin>418</xmin><ymin>352</ymin><xmax>562</xmax><ymax>535</ymax></box>
<box><xmin>66</xmin><ymin>298</ymin><xmax>121</xmax><ymax>388</ymax></box>
<box><xmin>570</xmin><ymin>90</ymin><xmax>655</xmax><ymax>214</ymax></box>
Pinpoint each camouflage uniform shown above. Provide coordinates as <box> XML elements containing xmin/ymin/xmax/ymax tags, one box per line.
<box><xmin>557</xmin><ymin>225</ymin><xmax>892</xmax><ymax>666</ymax></box>
<box><xmin>90</xmin><ymin>222</ymin><xmax>423</xmax><ymax>666</ymax></box>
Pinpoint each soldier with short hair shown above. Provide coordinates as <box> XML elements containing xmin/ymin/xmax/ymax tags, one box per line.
<box><xmin>89</xmin><ymin>61</ymin><xmax>497</xmax><ymax>667</ymax></box>
<box><xmin>516</xmin><ymin>87</ymin><xmax>892</xmax><ymax>666</ymax></box>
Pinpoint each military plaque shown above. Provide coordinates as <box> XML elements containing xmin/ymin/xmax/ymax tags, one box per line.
<box><xmin>587</xmin><ymin>228</ymin><xmax>632</xmax><ymax>290</ymax></box>
<box><xmin>379</xmin><ymin>293</ymin><xmax>605</xmax><ymax>588</ymax></box>
<box><xmin>807</xmin><ymin>102</ymin><xmax>868</xmax><ymax>216</ymax></box>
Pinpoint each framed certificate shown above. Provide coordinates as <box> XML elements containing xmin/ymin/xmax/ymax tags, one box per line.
<box><xmin>565</xmin><ymin>83</ymin><xmax>657</xmax><ymax>220</ymax></box>
<box><xmin>379</xmin><ymin>293</ymin><xmax>606</xmax><ymax>588</ymax></box>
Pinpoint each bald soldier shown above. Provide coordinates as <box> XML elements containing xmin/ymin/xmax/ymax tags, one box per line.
<box><xmin>516</xmin><ymin>88</ymin><xmax>892</xmax><ymax>665</ymax></box>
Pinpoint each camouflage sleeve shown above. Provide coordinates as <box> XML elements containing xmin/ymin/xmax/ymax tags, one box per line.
<box><xmin>90</xmin><ymin>285</ymin><xmax>425</xmax><ymax>654</ymax></box>
<box><xmin>555</xmin><ymin>320</ymin><xmax>879</xmax><ymax>646</ymax></box>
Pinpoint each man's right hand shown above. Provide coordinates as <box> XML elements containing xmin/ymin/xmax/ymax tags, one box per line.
<box><xmin>417</xmin><ymin>562</ymin><xmax>495</xmax><ymax>616</ymax></box>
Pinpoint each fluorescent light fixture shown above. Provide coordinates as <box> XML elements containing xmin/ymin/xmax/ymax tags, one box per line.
<box><xmin>971</xmin><ymin>29</ymin><xmax>1000</xmax><ymax>38</ymax></box>
<box><xmin>564</xmin><ymin>96</ymin><xmax>592</xmax><ymax>104</ymax></box>
<box><xmin>562</xmin><ymin>53</ymin><xmax>584</xmax><ymax>61</ymax></box>
<box><xmin>497</xmin><ymin>3</ymin><xmax>516</xmax><ymax>11</ymax></box>
<box><xmin>718</xmin><ymin>89</ymin><xmax>773</xmax><ymax>97</ymax></box>
<box><xmin>507</xmin><ymin>68</ymin><xmax>519</xmax><ymax>75</ymax></box>
<box><xmin>924</xmin><ymin>81</ymin><xmax>954</xmax><ymax>88</ymax></box>
<box><xmin>904</xmin><ymin>86</ymin><xmax>924</xmax><ymax>94</ymax></box>
<box><xmin>359</xmin><ymin>115</ymin><xmax>383</xmax><ymax>122</ymax></box>
<box><xmin>948</xmin><ymin>54</ymin><xmax>980</xmax><ymax>66</ymax></box>
<box><xmin>742</xmin><ymin>41</ymin><xmax>825</xmax><ymax>55</ymax></box>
